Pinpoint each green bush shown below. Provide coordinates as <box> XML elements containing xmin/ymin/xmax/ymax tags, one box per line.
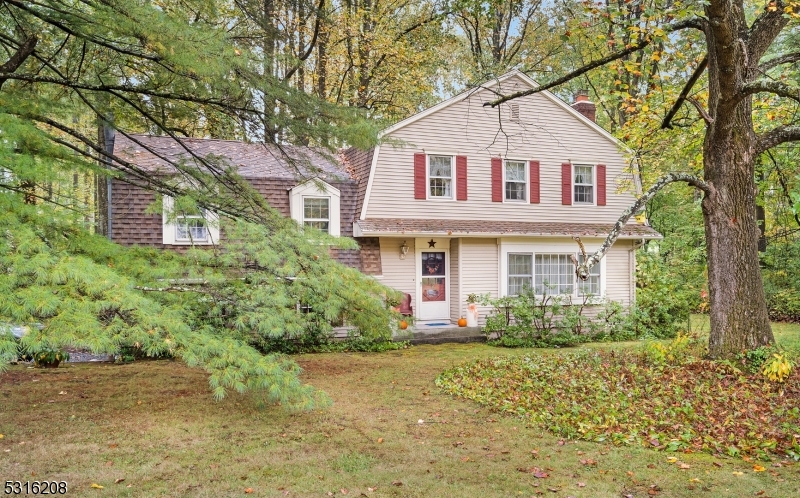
<box><xmin>762</xmin><ymin>238</ymin><xmax>800</xmax><ymax>322</ymax></box>
<box><xmin>481</xmin><ymin>289</ymin><xmax>635</xmax><ymax>348</ymax></box>
<box><xmin>633</xmin><ymin>251</ymin><xmax>698</xmax><ymax>338</ymax></box>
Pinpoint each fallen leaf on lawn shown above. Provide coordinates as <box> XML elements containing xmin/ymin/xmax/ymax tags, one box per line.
<box><xmin>732</xmin><ymin>471</ymin><xmax>744</xmax><ymax>476</ymax></box>
<box><xmin>209</xmin><ymin>464</ymin><xmax>219</xmax><ymax>469</ymax></box>
<box><xmin>533</xmin><ymin>470</ymin><xmax>549</xmax><ymax>479</ymax></box>
<box><xmin>367</xmin><ymin>487</ymin><xmax>376</xmax><ymax>492</ymax></box>
<box><xmin>108</xmin><ymin>443</ymin><xmax>118</xmax><ymax>449</ymax></box>
<box><xmin>666</xmin><ymin>457</ymin><xmax>678</xmax><ymax>463</ymax></box>
<box><xmin>678</xmin><ymin>463</ymin><xmax>691</xmax><ymax>469</ymax></box>
<box><xmin>90</xmin><ymin>483</ymin><xmax>104</xmax><ymax>489</ymax></box>
<box><xmin>461</xmin><ymin>456</ymin><xmax>470</xmax><ymax>462</ymax></box>
<box><xmin>244</xmin><ymin>488</ymin><xmax>253</xmax><ymax>494</ymax></box>
<box><xmin>114</xmin><ymin>479</ymin><xmax>125</xmax><ymax>484</ymax></box>
<box><xmin>713</xmin><ymin>462</ymin><xmax>723</xmax><ymax>468</ymax></box>
<box><xmin>58</xmin><ymin>391</ymin><xmax>66</xmax><ymax>395</ymax></box>
<box><xmin>340</xmin><ymin>488</ymin><xmax>348</xmax><ymax>494</ymax></box>
<box><xmin>0</xmin><ymin>434</ymin><xmax>4</xmax><ymax>439</ymax></box>
<box><xmin>392</xmin><ymin>481</ymin><xmax>403</xmax><ymax>486</ymax></box>
<box><xmin>647</xmin><ymin>463</ymin><xmax>656</xmax><ymax>469</ymax></box>
<box><xmin>548</xmin><ymin>487</ymin><xmax>560</xmax><ymax>492</ymax></box>
<box><xmin>327</xmin><ymin>493</ymin><xmax>333</xmax><ymax>497</ymax></box>
<box><xmin>577</xmin><ymin>482</ymin><xmax>586</xmax><ymax>488</ymax></box>
<box><xmin>377</xmin><ymin>438</ymin><xmax>383</xmax><ymax>443</ymax></box>
<box><xmin>105</xmin><ymin>461</ymin><xmax>113</xmax><ymax>467</ymax></box>
<box><xmin>689</xmin><ymin>478</ymin><xmax>701</xmax><ymax>483</ymax></box>
<box><xmin>580</xmin><ymin>458</ymin><xmax>597</xmax><ymax>466</ymax></box>
<box><xmin>418</xmin><ymin>419</ymin><xmax>424</xmax><ymax>424</ymax></box>
<box><xmin>753</xmin><ymin>465</ymin><xmax>766</xmax><ymax>472</ymax></box>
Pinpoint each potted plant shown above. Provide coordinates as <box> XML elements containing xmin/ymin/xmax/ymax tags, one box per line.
<box><xmin>466</xmin><ymin>293</ymin><xmax>480</xmax><ymax>327</ymax></box>
<box><xmin>33</xmin><ymin>349</ymin><xmax>70</xmax><ymax>369</ymax></box>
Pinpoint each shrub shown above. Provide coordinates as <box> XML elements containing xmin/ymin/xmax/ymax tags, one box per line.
<box><xmin>634</xmin><ymin>251</ymin><xmax>699</xmax><ymax>338</ymax></box>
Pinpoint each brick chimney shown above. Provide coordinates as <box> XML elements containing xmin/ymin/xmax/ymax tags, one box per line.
<box><xmin>571</xmin><ymin>89</ymin><xmax>596</xmax><ymax>122</ymax></box>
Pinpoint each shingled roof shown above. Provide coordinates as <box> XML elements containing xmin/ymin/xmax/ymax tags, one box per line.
<box><xmin>113</xmin><ymin>133</ymin><xmax>350</xmax><ymax>181</ymax></box>
<box><xmin>355</xmin><ymin>218</ymin><xmax>661</xmax><ymax>239</ymax></box>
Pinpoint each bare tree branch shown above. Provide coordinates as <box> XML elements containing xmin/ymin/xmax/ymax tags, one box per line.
<box><xmin>759</xmin><ymin>51</ymin><xmax>800</xmax><ymax>71</ymax></box>
<box><xmin>756</xmin><ymin>124</ymin><xmax>800</xmax><ymax>155</ymax></box>
<box><xmin>0</xmin><ymin>34</ymin><xmax>37</xmax><ymax>89</ymax></box>
<box><xmin>572</xmin><ymin>173</ymin><xmax>713</xmax><ymax>280</ymax></box>
<box><xmin>662</xmin><ymin>55</ymin><xmax>708</xmax><ymax>129</ymax></box>
<box><xmin>747</xmin><ymin>1</ymin><xmax>791</xmax><ymax>64</ymax></box>
<box><xmin>686</xmin><ymin>97</ymin><xmax>714</xmax><ymax>125</ymax></box>
<box><xmin>484</xmin><ymin>18</ymin><xmax>705</xmax><ymax>107</ymax></box>
<box><xmin>739</xmin><ymin>79</ymin><xmax>800</xmax><ymax>104</ymax></box>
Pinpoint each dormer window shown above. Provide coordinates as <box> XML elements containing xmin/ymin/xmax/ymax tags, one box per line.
<box><xmin>290</xmin><ymin>179</ymin><xmax>341</xmax><ymax>236</ymax></box>
<box><xmin>303</xmin><ymin>197</ymin><xmax>330</xmax><ymax>233</ymax></box>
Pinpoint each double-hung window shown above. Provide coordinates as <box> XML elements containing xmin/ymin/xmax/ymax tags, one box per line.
<box><xmin>428</xmin><ymin>155</ymin><xmax>453</xmax><ymax>198</ymax></box>
<box><xmin>303</xmin><ymin>197</ymin><xmax>330</xmax><ymax>233</ymax></box>
<box><xmin>507</xmin><ymin>253</ymin><xmax>533</xmax><ymax>295</ymax></box>
<box><xmin>573</xmin><ymin>165</ymin><xmax>594</xmax><ymax>204</ymax></box>
<box><xmin>163</xmin><ymin>195</ymin><xmax>219</xmax><ymax>245</ymax></box>
<box><xmin>534</xmin><ymin>254</ymin><xmax>575</xmax><ymax>295</ymax></box>
<box><xmin>504</xmin><ymin>160</ymin><xmax>526</xmax><ymax>201</ymax></box>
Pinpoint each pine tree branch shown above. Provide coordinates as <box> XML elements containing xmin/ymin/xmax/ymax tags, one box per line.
<box><xmin>572</xmin><ymin>173</ymin><xmax>712</xmax><ymax>280</ymax></box>
<box><xmin>483</xmin><ymin>18</ymin><xmax>705</xmax><ymax>107</ymax></box>
<box><xmin>755</xmin><ymin>124</ymin><xmax>800</xmax><ymax>156</ymax></box>
<box><xmin>661</xmin><ymin>56</ymin><xmax>708</xmax><ymax>129</ymax></box>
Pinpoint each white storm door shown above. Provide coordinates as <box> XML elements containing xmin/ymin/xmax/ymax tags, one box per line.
<box><xmin>418</xmin><ymin>250</ymin><xmax>450</xmax><ymax>320</ymax></box>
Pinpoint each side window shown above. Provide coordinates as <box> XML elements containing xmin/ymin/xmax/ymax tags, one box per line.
<box><xmin>162</xmin><ymin>196</ymin><xmax>219</xmax><ymax>245</ymax></box>
<box><xmin>574</xmin><ymin>164</ymin><xmax>594</xmax><ymax>204</ymax></box>
<box><xmin>577</xmin><ymin>255</ymin><xmax>601</xmax><ymax>296</ymax></box>
<box><xmin>504</xmin><ymin>160</ymin><xmax>526</xmax><ymax>201</ymax></box>
<box><xmin>507</xmin><ymin>253</ymin><xmax>533</xmax><ymax>295</ymax></box>
<box><xmin>428</xmin><ymin>155</ymin><xmax>453</xmax><ymax>198</ymax></box>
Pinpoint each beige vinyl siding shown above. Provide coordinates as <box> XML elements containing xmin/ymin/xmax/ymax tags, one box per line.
<box><xmin>378</xmin><ymin>238</ymin><xmax>417</xmax><ymax>307</ymax></box>
<box><xmin>604</xmin><ymin>240</ymin><xmax>634</xmax><ymax>306</ymax></box>
<box><xmin>459</xmin><ymin>238</ymin><xmax>499</xmax><ymax>323</ymax></box>
<box><xmin>366</xmin><ymin>74</ymin><xmax>636</xmax><ymax>222</ymax></box>
<box><xmin>450</xmin><ymin>238</ymin><xmax>460</xmax><ymax>320</ymax></box>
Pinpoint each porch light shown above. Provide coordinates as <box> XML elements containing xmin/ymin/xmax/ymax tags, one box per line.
<box><xmin>399</xmin><ymin>241</ymin><xmax>409</xmax><ymax>259</ymax></box>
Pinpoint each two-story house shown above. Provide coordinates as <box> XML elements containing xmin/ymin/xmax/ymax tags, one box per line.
<box><xmin>110</xmin><ymin>70</ymin><xmax>659</xmax><ymax>325</ymax></box>
<box><xmin>345</xmin><ymin>70</ymin><xmax>659</xmax><ymax>323</ymax></box>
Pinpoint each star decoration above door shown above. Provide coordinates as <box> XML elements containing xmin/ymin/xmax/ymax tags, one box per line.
<box><xmin>428</xmin><ymin>239</ymin><xmax>436</xmax><ymax>248</ymax></box>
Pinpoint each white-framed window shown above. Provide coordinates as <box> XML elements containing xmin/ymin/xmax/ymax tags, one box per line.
<box><xmin>577</xmin><ymin>255</ymin><xmax>602</xmax><ymax>296</ymax></box>
<box><xmin>507</xmin><ymin>253</ymin><xmax>533</xmax><ymax>295</ymax></box>
<box><xmin>290</xmin><ymin>179</ymin><xmax>341</xmax><ymax>237</ymax></box>
<box><xmin>162</xmin><ymin>196</ymin><xmax>220</xmax><ymax>246</ymax></box>
<box><xmin>573</xmin><ymin>164</ymin><xmax>594</xmax><ymax>204</ymax></box>
<box><xmin>428</xmin><ymin>155</ymin><xmax>453</xmax><ymax>198</ymax></box>
<box><xmin>535</xmin><ymin>254</ymin><xmax>575</xmax><ymax>295</ymax></box>
<box><xmin>303</xmin><ymin>196</ymin><xmax>330</xmax><ymax>233</ymax></box>
<box><xmin>504</xmin><ymin>160</ymin><xmax>526</xmax><ymax>201</ymax></box>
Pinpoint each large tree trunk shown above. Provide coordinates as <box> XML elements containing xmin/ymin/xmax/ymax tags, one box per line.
<box><xmin>702</xmin><ymin>2</ymin><xmax>774</xmax><ymax>358</ymax></box>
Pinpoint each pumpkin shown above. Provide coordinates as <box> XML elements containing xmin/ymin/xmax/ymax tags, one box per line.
<box><xmin>458</xmin><ymin>317</ymin><xmax>467</xmax><ymax>327</ymax></box>
<box><xmin>399</xmin><ymin>320</ymin><xmax>409</xmax><ymax>330</ymax></box>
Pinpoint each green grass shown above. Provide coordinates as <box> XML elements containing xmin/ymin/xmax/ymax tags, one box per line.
<box><xmin>1</xmin><ymin>329</ymin><xmax>799</xmax><ymax>497</ymax></box>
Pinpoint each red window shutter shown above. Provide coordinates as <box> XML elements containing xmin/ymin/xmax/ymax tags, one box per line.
<box><xmin>491</xmin><ymin>157</ymin><xmax>503</xmax><ymax>202</ymax></box>
<box><xmin>561</xmin><ymin>163</ymin><xmax>572</xmax><ymax>205</ymax></box>
<box><xmin>414</xmin><ymin>153</ymin><xmax>426</xmax><ymax>199</ymax></box>
<box><xmin>597</xmin><ymin>164</ymin><xmax>607</xmax><ymax>206</ymax></box>
<box><xmin>456</xmin><ymin>155</ymin><xmax>468</xmax><ymax>201</ymax></box>
<box><xmin>529</xmin><ymin>160</ymin><xmax>540</xmax><ymax>204</ymax></box>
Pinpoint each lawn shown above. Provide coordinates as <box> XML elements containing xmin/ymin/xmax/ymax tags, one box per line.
<box><xmin>1</xmin><ymin>323</ymin><xmax>798</xmax><ymax>497</ymax></box>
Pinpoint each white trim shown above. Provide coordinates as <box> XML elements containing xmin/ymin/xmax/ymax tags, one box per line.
<box><xmin>359</xmin><ymin>145</ymin><xmax>380</xmax><ymax>220</ymax></box>
<box><xmin>502</xmin><ymin>158</ymin><xmax>528</xmax><ymax>203</ymax></box>
<box><xmin>355</xmin><ymin>228</ymin><xmax>660</xmax><ymax>240</ymax></box>
<box><xmin>415</xmin><ymin>238</ymin><xmax>451</xmax><ymax>320</ymax></box>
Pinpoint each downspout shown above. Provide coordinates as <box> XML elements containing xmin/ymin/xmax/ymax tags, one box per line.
<box><xmin>101</xmin><ymin>117</ymin><xmax>115</xmax><ymax>240</ymax></box>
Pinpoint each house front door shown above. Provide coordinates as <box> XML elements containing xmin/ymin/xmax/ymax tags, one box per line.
<box><xmin>418</xmin><ymin>250</ymin><xmax>449</xmax><ymax>320</ymax></box>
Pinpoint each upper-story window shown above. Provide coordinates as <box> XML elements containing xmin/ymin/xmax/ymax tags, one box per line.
<box><xmin>573</xmin><ymin>164</ymin><xmax>594</xmax><ymax>204</ymax></box>
<box><xmin>428</xmin><ymin>155</ymin><xmax>452</xmax><ymax>198</ymax></box>
<box><xmin>504</xmin><ymin>160</ymin><xmax>526</xmax><ymax>201</ymax></box>
<box><xmin>290</xmin><ymin>179</ymin><xmax>341</xmax><ymax>237</ymax></box>
<box><xmin>176</xmin><ymin>208</ymin><xmax>209</xmax><ymax>242</ymax></box>
<box><xmin>303</xmin><ymin>197</ymin><xmax>330</xmax><ymax>233</ymax></box>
